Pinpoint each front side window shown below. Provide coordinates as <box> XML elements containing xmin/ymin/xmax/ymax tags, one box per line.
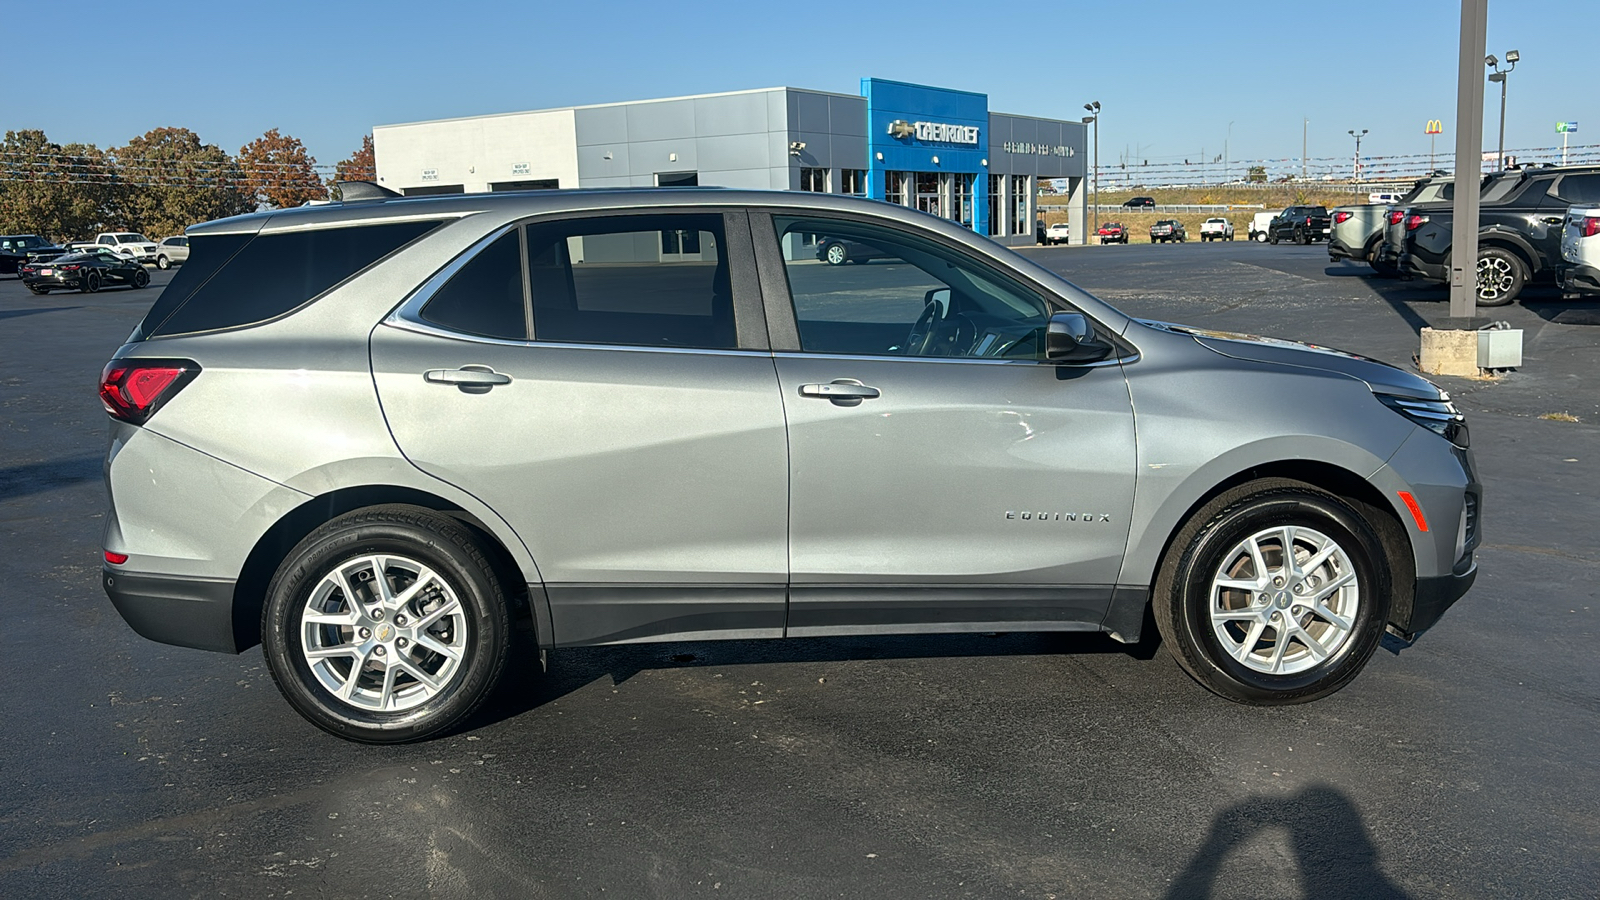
<box><xmin>525</xmin><ymin>214</ymin><xmax>735</xmax><ymax>350</ymax></box>
<box><xmin>774</xmin><ymin>215</ymin><xmax>1052</xmax><ymax>360</ymax></box>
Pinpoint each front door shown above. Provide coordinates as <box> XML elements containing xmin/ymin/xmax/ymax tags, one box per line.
<box><xmin>757</xmin><ymin>212</ymin><xmax>1137</xmax><ymax>636</ymax></box>
<box><xmin>371</xmin><ymin>212</ymin><xmax>789</xmax><ymax>646</ymax></box>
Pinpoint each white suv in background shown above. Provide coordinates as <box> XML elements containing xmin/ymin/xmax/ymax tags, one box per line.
<box><xmin>96</xmin><ymin>232</ymin><xmax>159</xmax><ymax>262</ymax></box>
<box><xmin>155</xmin><ymin>236</ymin><xmax>190</xmax><ymax>269</ymax></box>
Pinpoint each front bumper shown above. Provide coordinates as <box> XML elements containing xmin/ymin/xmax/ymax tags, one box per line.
<box><xmin>1400</xmin><ymin>565</ymin><xmax>1477</xmax><ymax>640</ymax></box>
<box><xmin>103</xmin><ymin>567</ymin><xmax>242</xmax><ymax>653</ymax></box>
<box><xmin>1556</xmin><ymin>262</ymin><xmax>1600</xmax><ymax>294</ymax></box>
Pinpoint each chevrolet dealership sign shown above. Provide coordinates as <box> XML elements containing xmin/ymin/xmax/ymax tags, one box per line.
<box><xmin>888</xmin><ymin>119</ymin><xmax>980</xmax><ymax>145</ymax></box>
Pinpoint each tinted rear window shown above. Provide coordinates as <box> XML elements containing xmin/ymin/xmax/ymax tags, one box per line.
<box><xmin>138</xmin><ymin>220</ymin><xmax>443</xmax><ymax>338</ymax></box>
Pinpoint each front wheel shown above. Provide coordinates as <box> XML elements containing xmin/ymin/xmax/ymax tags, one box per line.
<box><xmin>262</xmin><ymin>505</ymin><xmax>513</xmax><ymax>743</ymax></box>
<box><xmin>1153</xmin><ymin>479</ymin><xmax>1390</xmax><ymax>705</ymax></box>
<box><xmin>1269</xmin><ymin>232</ymin><xmax>1279</xmax><ymax>245</ymax></box>
<box><xmin>823</xmin><ymin>242</ymin><xmax>848</xmax><ymax>266</ymax></box>
<box><xmin>1476</xmin><ymin>247</ymin><xmax>1526</xmax><ymax>306</ymax></box>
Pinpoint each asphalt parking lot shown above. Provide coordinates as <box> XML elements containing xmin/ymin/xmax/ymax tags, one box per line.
<box><xmin>2</xmin><ymin>244</ymin><xmax>1596</xmax><ymax>898</ymax></box>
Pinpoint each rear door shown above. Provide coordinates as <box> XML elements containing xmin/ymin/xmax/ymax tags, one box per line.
<box><xmin>371</xmin><ymin>210</ymin><xmax>790</xmax><ymax>646</ymax></box>
<box><xmin>753</xmin><ymin>211</ymin><xmax>1137</xmax><ymax>636</ymax></box>
<box><xmin>1538</xmin><ymin>174</ymin><xmax>1600</xmax><ymax>270</ymax></box>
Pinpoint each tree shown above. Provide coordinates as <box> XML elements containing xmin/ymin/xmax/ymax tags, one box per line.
<box><xmin>333</xmin><ymin>133</ymin><xmax>376</xmax><ymax>184</ymax></box>
<box><xmin>238</xmin><ymin>128</ymin><xmax>325</xmax><ymax>209</ymax></box>
<box><xmin>114</xmin><ymin>127</ymin><xmax>253</xmax><ymax>238</ymax></box>
<box><xmin>1247</xmin><ymin>165</ymin><xmax>1268</xmax><ymax>184</ymax></box>
<box><xmin>0</xmin><ymin>130</ymin><xmax>118</xmax><ymax>240</ymax></box>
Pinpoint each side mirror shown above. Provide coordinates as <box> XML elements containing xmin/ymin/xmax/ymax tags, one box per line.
<box><xmin>1046</xmin><ymin>312</ymin><xmax>1113</xmax><ymax>363</ymax></box>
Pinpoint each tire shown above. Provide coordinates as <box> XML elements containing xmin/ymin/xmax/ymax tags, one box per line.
<box><xmin>1475</xmin><ymin>247</ymin><xmax>1526</xmax><ymax>306</ymax></box>
<box><xmin>823</xmin><ymin>242</ymin><xmax>848</xmax><ymax>266</ymax></box>
<box><xmin>1152</xmin><ymin>478</ymin><xmax>1391</xmax><ymax>705</ymax></box>
<box><xmin>131</xmin><ymin>268</ymin><xmax>149</xmax><ymax>289</ymax></box>
<box><xmin>1269</xmin><ymin>231</ymin><xmax>1279</xmax><ymax>245</ymax></box>
<box><xmin>262</xmin><ymin>505</ymin><xmax>514</xmax><ymax>744</ymax></box>
<box><xmin>1255</xmin><ymin>232</ymin><xmax>1268</xmax><ymax>243</ymax></box>
<box><xmin>1295</xmin><ymin>228</ymin><xmax>1309</xmax><ymax>245</ymax></box>
<box><xmin>81</xmin><ymin>272</ymin><xmax>101</xmax><ymax>293</ymax></box>
<box><xmin>156</xmin><ymin>255</ymin><xmax>170</xmax><ymax>270</ymax></box>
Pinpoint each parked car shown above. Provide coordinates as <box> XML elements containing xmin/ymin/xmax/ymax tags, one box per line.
<box><xmin>1123</xmin><ymin>197</ymin><xmax>1156</xmax><ymax>208</ymax></box>
<box><xmin>1044</xmin><ymin>222</ymin><xmax>1072</xmax><ymax>245</ymax></box>
<box><xmin>155</xmin><ymin>236</ymin><xmax>190</xmax><ymax>269</ymax></box>
<box><xmin>1036</xmin><ymin>220</ymin><xmax>1047</xmax><ymax>244</ymax></box>
<box><xmin>1376</xmin><ymin>172</ymin><xmax>1518</xmax><ymax>276</ymax></box>
<box><xmin>1149</xmin><ymin>220</ymin><xmax>1186</xmax><ymax>243</ymax></box>
<box><xmin>19</xmin><ymin>247</ymin><xmax>151</xmax><ymax>294</ymax></box>
<box><xmin>96</xmin><ymin>232</ymin><xmax>159</xmax><ymax>262</ymax></box>
<box><xmin>99</xmin><ymin>186</ymin><xmax>1479</xmax><ymax>743</ymax></box>
<box><xmin>1331</xmin><ymin>175</ymin><xmax>1454</xmax><ymax>276</ymax></box>
<box><xmin>1399</xmin><ymin>164</ymin><xmax>1600</xmax><ymax>306</ymax></box>
<box><xmin>1</xmin><ymin>234</ymin><xmax>71</xmax><ymax>275</ymax></box>
<box><xmin>1097</xmin><ymin>222</ymin><xmax>1129</xmax><ymax>244</ymax></box>
<box><xmin>1267</xmin><ymin>206</ymin><xmax>1332</xmax><ymax>244</ymax></box>
<box><xmin>1557</xmin><ymin>205</ymin><xmax>1600</xmax><ymax>295</ymax></box>
<box><xmin>1248</xmin><ymin>212</ymin><xmax>1276</xmax><ymax>243</ymax></box>
<box><xmin>817</xmin><ymin>236</ymin><xmax>891</xmax><ymax>265</ymax></box>
<box><xmin>1200</xmin><ymin>218</ymin><xmax>1234</xmax><ymax>242</ymax></box>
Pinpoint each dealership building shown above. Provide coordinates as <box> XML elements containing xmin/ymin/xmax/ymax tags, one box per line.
<box><xmin>373</xmin><ymin>78</ymin><xmax>1088</xmax><ymax>246</ymax></box>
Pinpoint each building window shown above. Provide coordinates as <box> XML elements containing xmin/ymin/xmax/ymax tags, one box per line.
<box><xmin>1011</xmin><ymin>175</ymin><xmax>1030</xmax><ymax>235</ymax></box>
<box><xmin>950</xmin><ymin>174</ymin><xmax>973</xmax><ymax>227</ymax></box>
<box><xmin>988</xmin><ymin>175</ymin><xmax>1002</xmax><ymax>236</ymax></box>
<box><xmin>885</xmin><ymin>171</ymin><xmax>908</xmax><ymax>206</ymax></box>
<box><xmin>840</xmin><ymin>169</ymin><xmax>866</xmax><ymax>196</ymax></box>
<box><xmin>656</xmin><ymin>171</ymin><xmax>699</xmax><ymax>187</ymax></box>
<box><xmin>915</xmin><ymin>172</ymin><xmax>941</xmax><ymax>217</ymax></box>
<box><xmin>800</xmin><ymin>168</ymin><xmax>829</xmax><ymax>192</ymax></box>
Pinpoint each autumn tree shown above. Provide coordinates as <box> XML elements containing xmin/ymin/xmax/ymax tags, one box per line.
<box><xmin>113</xmin><ymin>127</ymin><xmax>253</xmax><ymax>238</ymax></box>
<box><xmin>238</xmin><ymin>128</ymin><xmax>325</xmax><ymax>209</ymax></box>
<box><xmin>333</xmin><ymin>133</ymin><xmax>376</xmax><ymax>183</ymax></box>
<box><xmin>0</xmin><ymin>130</ymin><xmax>118</xmax><ymax>240</ymax></box>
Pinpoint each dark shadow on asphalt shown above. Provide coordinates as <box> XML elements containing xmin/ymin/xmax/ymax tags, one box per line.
<box><xmin>473</xmin><ymin>624</ymin><xmax>1164</xmax><ymax>730</ymax></box>
<box><xmin>0</xmin><ymin>306</ymin><xmax>82</xmax><ymax>321</ymax></box>
<box><xmin>1321</xmin><ymin>264</ymin><xmax>1440</xmax><ymax>335</ymax></box>
<box><xmin>1524</xmin><ymin>296</ymin><xmax>1600</xmax><ymax>325</ymax></box>
<box><xmin>1164</xmin><ymin>785</ymin><xmax>1411</xmax><ymax>899</ymax></box>
<box><xmin>0</xmin><ymin>455</ymin><xmax>102</xmax><ymax>501</ymax></box>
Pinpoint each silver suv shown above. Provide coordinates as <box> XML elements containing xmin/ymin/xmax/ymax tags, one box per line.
<box><xmin>100</xmin><ymin>186</ymin><xmax>1480</xmax><ymax>743</ymax></box>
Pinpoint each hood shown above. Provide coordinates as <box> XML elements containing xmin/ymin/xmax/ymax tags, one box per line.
<box><xmin>1138</xmin><ymin>320</ymin><xmax>1445</xmax><ymax>400</ymax></box>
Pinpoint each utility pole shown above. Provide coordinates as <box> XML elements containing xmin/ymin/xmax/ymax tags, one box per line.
<box><xmin>1302</xmin><ymin>118</ymin><xmax>1309</xmax><ymax>180</ymax></box>
<box><xmin>1450</xmin><ymin>0</ymin><xmax>1488</xmax><ymax>319</ymax></box>
<box><xmin>1348</xmin><ymin>129</ymin><xmax>1368</xmax><ymax>181</ymax></box>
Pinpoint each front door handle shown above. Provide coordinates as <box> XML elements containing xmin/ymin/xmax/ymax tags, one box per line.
<box><xmin>424</xmin><ymin>366</ymin><xmax>512</xmax><ymax>391</ymax></box>
<box><xmin>799</xmin><ymin>380</ymin><xmax>880</xmax><ymax>405</ymax></box>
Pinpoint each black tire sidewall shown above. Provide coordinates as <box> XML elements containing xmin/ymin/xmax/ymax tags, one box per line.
<box><xmin>1168</xmin><ymin>489</ymin><xmax>1389</xmax><ymax>703</ymax></box>
<box><xmin>1476</xmin><ymin>248</ymin><xmax>1524</xmax><ymax>306</ymax></box>
<box><xmin>262</xmin><ymin>513</ymin><xmax>509</xmax><ymax>742</ymax></box>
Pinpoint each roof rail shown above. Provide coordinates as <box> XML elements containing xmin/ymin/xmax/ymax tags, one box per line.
<box><xmin>335</xmin><ymin>181</ymin><xmax>402</xmax><ymax>202</ymax></box>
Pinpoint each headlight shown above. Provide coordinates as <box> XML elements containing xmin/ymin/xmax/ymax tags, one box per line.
<box><xmin>1376</xmin><ymin>392</ymin><xmax>1469</xmax><ymax>448</ymax></box>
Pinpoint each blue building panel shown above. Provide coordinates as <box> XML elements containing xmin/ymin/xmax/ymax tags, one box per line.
<box><xmin>861</xmin><ymin>78</ymin><xmax>990</xmax><ymax>233</ymax></box>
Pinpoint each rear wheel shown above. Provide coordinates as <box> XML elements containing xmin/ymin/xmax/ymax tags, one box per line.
<box><xmin>262</xmin><ymin>505</ymin><xmax>513</xmax><ymax>743</ymax></box>
<box><xmin>131</xmin><ymin>268</ymin><xmax>149</xmax><ymax>289</ymax></box>
<box><xmin>81</xmin><ymin>272</ymin><xmax>101</xmax><ymax>293</ymax></box>
<box><xmin>1476</xmin><ymin>247</ymin><xmax>1526</xmax><ymax>306</ymax></box>
<box><xmin>823</xmin><ymin>242</ymin><xmax>848</xmax><ymax>266</ymax></box>
<box><xmin>156</xmin><ymin>255</ymin><xmax>170</xmax><ymax>270</ymax></box>
<box><xmin>1153</xmin><ymin>479</ymin><xmax>1390</xmax><ymax>705</ymax></box>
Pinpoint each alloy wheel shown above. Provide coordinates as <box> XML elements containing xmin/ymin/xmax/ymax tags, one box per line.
<box><xmin>1208</xmin><ymin>525</ymin><xmax>1359</xmax><ymax>676</ymax></box>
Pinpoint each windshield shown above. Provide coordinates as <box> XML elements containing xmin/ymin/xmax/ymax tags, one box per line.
<box><xmin>116</xmin><ymin>233</ymin><xmax>149</xmax><ymax>242</ymax></box>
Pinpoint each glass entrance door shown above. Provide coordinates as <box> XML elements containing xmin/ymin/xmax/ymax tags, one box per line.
<box><xmin>915</xmin><ymin>173</ymin><xmax>941</xmax><ymax>217</ymax></box>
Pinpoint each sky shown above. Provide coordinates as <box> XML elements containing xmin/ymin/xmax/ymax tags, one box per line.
<box><xmin>4</xmin><ymin>0</ymin><xmax>1594</xmax><ymax>177</ymax></box>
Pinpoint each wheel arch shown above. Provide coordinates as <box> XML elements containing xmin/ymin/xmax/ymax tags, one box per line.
<box><xmin>1477</xmin><ymin>228</ymin><xmax>1540</xmax><ymax>276</ymax></box>
<box><xmin>1133</xmin><ymin>459</ymin><xmax>1416</xmax><ymax>634</ymax></box>
<box><xmin>231</xmin><ymin>485</ymin><xmax>543</xmax><ymax>652</ymax></box>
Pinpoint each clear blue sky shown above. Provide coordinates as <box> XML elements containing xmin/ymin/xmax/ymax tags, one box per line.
<box><xmin>6</xmin><ymin>0</ymin><xmax>1592</xmax><ymax>173</ymax></box>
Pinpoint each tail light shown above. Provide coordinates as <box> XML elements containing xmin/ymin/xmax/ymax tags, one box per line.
<box><xmin>1305</xmin><ymin>216</ymin><xmax>1313</xmax><ymax>226</ymax></box>
<box><xmin>1334</xmin><ymin>211</ymin><xmax>1353</xmax><ymax>224</ymax></box>
<box><xmin>59</xmin><ymin>264</ymin><xmax>81</xmax><ymax>271</ymax></box>
<box><xmin>1583</xmin><ymin>216</ymin><xmax>1600</xmax><ymax>238</ymax></box>
<box><xmin>99</xmin><ymin>358</ymin><xmax>200</xmax><ymax>425</ymax></box>
<box><xmin>1405</xmin><ymin>214</ymin><xmax>1429</xmax><ymax>231</ymax></box>
<box><xmin>1389</xmin><ymin>209</ymin><xmax>1406</xmax><ymax>225</ymax></box>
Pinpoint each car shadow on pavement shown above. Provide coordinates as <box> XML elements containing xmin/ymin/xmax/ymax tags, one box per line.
<box><xmin>1164</xmin><ymin>784</ymin><xmax>1412</xmax><ymax>899</ymax></box>
<box><xmin>474</xmin><ymin>622</ymin><xmax>1164</xmax><ymax>730</ymax></box>
<box><xmin>1523</xmin><ymin>296</ymin><xmax>1600</xmax><ymax>325</ymax></box>
<box><xmin>1323</xmin><ymin>266</ymin><xmax>1441</xmax><ymax>335</ymax></box>
<box><xmin>0</xmin><ymin>455</ymin><xmax>103</xmax><ymax>501</ymax></box>
<box><xmin>0</xmin><ymin>306</ymin><xmax>83</xmax><ymax>321</ymax></box>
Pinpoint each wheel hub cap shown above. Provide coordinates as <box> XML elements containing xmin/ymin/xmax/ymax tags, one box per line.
<box><xmin>1208</xmin><ymin>525</ymin><xmax>1360</xmax><ymax>675</ymax></box>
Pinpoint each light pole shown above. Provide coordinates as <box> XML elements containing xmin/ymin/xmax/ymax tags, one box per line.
<box><xmin>1302</xmin><ymin>118</ymin><xmax>1309</xmax><ymax>180</ymax></box>
<box><xmin>1082</xmin><ymin>101</ymin><xmax>1100</xmax><ymax>245</ymax></box>
<box><xmin>1347</xmin><ymin>129</ymin><xmax>1368</xmax><ymax>181</ymax></box>
<box><xmin>1486</xmin><ymin>50</ymin><xmax>1518</xmax><ymax>170</ymax></box>
<box><xmin>1225</xmin><ymin>120</ymin><xmax>1234</xmax><ymax>183</ymax></box>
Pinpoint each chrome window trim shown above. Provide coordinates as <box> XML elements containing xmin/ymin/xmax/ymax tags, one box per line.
<box><xmin>772</xmin><ymin>350</ymin><xmax>1137</xmax><ymax>368</ymax></box>
<box><xmin>384</xmin><ymin>315</ymin><xmax>771</xmax><ymax>359</ymax></box>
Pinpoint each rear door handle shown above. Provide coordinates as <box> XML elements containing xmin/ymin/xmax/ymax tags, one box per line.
<box><xmin>1543</xmin><ymin>217</ymin><xmax>1566</xmax><ymax>225</ymax></box>
<box><xmin>799</xmin><ymin>380</ymin><xmax>880</xmax><ymax>402</ymax></box>
<box><xmin>424</xmin><ymin>366</ymin><xmax>512</xmax><ymax>388</ymax></box>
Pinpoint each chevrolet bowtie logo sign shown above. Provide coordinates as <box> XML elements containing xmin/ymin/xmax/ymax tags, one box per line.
<box><xmin>887</xmin><ymin>119</ymin><xmax>980</xmax><ymax>145</ymax></box>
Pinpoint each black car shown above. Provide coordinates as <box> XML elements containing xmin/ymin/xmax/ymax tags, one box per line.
<box><xmin>1399</xmin><ymin>164</ymin><xmax>1600</xmax><ymax>306</ymax></box>
<box><xmin>19</xmin><ymin>248</ymin><xmax>150</xmax><ymax>294</ymax></box>
<box><xmin>1268</xmin><ymin>206</ymin><xmax>1332</xmax><ymax>244</ymax></box>
<box><xmin>1</xmin><ymin>234</ymin><xmax>68</xmax><ymax>275</ymax></box>
<box><xmin>1123</xmin><ymin>196</ymin><xmax>1156</xmax><ymax>208</ymax></box>
<box><xmin>817</xmin><ymin>236</ymin><xmax>892</xmax><ymax>265</ymax></box>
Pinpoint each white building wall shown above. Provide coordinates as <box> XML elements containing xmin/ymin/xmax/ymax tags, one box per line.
<box><xmin>373</xmin><ymin>108</ymin><xmax>579</xmax><ymax>194</ymax></box>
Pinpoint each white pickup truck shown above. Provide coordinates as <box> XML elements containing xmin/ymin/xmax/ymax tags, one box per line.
<box><xmin>1200</xmin><ymin>218</ymin><xmax>1234</xmax><ymax>241</ymax></box>
<box><xmin>95</xmin><ymin>232</ymin><xmax>159</xmax><ymax>262</ymax></box>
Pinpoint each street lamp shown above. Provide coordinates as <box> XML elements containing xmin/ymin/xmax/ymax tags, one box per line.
<box><xmin>1347</xmin><ymin>129</ymin><xmax>1368</xmax><ymax>181</ymax></box>
<box><xmin>1487</xmin><ymin>50</ymin><xmax>1519</xmax><ymax>170</ymax></box>
<box><xmin>1082</xmin><ymin>101</ymin><xmax>1100</xmax><ymax>245</ymax></box>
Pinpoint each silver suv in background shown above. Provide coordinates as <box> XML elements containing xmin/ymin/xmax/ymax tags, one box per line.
<box><xmin>100</xmin><ymin>186</ymin><xmax>1480</xmax><ymax>743</ymax></box>
<box><xmin>155</xmin><ymin>236</ymin><xmax>190</xmax><ymax>269</ymax></box>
